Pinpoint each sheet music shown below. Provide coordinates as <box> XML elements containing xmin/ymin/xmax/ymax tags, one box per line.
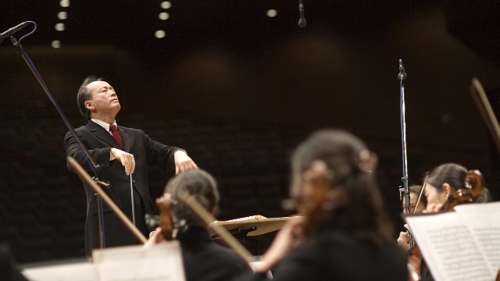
<box><xmin>93</xmin><ymin>242</ymin><xmax>185</xmax><ymax>281</ymax></box>
<box><xmin>22</xmin><ymin>262</ymin><xmax>98</xmax><ymax>281</ymax></box>
<box><xmin>23</xmin><ymin>241</ymin><xmax>185</xmax><ymax>281</ymax></box>
<box><xmin>453</xmin><ymin>201</ymin><xmax>500</xmax><ymax>274</ymax></box>
<box><xmin>406</xmin><ymin>211</ymin><xmax>493</xmax><ymax>281</ymax></box>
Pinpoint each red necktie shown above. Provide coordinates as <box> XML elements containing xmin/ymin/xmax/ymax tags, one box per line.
<box><xmin>109</xmin><ymin>124</ymin><xmax>123</xmax><ymax>149</ymax></box>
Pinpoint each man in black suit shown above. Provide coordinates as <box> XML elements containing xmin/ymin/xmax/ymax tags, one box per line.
<box><xmin>65</xmin><ymin>75</ymin><xmax>198</xmax><ymax>257</ymax></box>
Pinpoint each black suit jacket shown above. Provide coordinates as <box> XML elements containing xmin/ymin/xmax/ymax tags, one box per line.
<box><xmin>64</xmin><ymin>120</ymin><xmax>180</xmax><ymax>256</ymax></box>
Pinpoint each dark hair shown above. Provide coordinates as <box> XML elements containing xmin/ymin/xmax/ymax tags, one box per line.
<box><xmin>427</xmin><ymin>163</ymin><xmax>467</xmax><ymax>192</ymax></box>
<box><xmin>77</xmin><ymin>75</ymin><xmax>103</xmax><ymax>119</ymax></box>
<box><xmin>164</xmin><ymin>169</ymin><xmax>220</xmax><ymax>226</ymax></box>
<box><xmin>427</xmin><ymin>163</ymin><xmax>492</xmax><ymax>203</ymax></box>
<box><xmin>291</xmin><ymin>129</ymin><xmax>393</xmax><ymax>244</ymax></box>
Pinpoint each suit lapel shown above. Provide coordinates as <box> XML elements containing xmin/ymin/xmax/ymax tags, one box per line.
<box><xmin>86</xmin><ymin>120</ymin><xmax>121</xmax><ymax>148</ymax></box>
<box><xmin>120</xmin><ymin>127</ymin><xmax>131</xmax><ymax>152</ymax></box>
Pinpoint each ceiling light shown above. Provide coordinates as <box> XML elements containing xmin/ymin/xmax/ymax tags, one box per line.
<box><xmin>51</xmin><ymin>40</ymin><xmax>61</xmax><ymax>49</ymax></box>
<box><xmin>159</xmin><ymin>12</ymin><xmax>170</xmax><ymax>20</ymax></box>
<box><xmin>155</xmin><ymin>30</ymin><xmax>166</xmax><ymax>39</ymax></box>
<box><xmin>160</xmin><ymin>1</ymin><xmax>171</xmax><ymax>9</ymax></box>
<box><xmin>60</xmin><ymin>0</ymin><xmax>70</xmax><ymax>8</ymax></box>
<box><xmin>58</xmin><ymin>11</ymin><xmax>67</xmax><ymax>20</ymax></box>
<box><xmin>55</xmin><ymin>23</ymin><xmax>65</xmax><ymax>31</ymax></box>
<box><xmin>267</xmin><ymin>9</ymin><xmax>278</xmax><ymax>18</ymax></box>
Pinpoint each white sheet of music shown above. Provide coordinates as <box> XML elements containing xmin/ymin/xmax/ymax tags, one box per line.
<box><xmin>22</xmin><ymin>241</ymin><xmax>185</xmax><ymax>281</ymax></box>
<box><xmin>453</xmin><ymin>201</ymin><xmax>500</xmax><ymax>274</ymax></box>
<box><xmin>405</xmin><ymin>210</ymin><xmax>494</xmax><ymax>281</ymax></box>
<box><xmin>93</xmin><ymin>241</ymin><xmax>185</xmax><ymax>281</ymax></box>
<box><xmin>22</xmin><ymin>262</ymin><xmax>98</xmax><ymax>281</ymax></box>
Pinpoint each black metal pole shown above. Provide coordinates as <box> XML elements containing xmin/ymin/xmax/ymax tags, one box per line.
<box><xmin>7</xmin><ymin>23</ymin><xmax>107</xmax><ymax>249</ymax></box>
<box><xmin>398</xmin><ymin>59</ymin><xmax>413</xmax><ymax>250</ymax></box>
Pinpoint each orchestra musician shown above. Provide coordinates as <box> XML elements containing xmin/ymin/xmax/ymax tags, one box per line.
<box><xmin>418</xmin><ymin>162</ymin><xmax>491</xmax><ymax>281</ymax></box>
<box><xmin>238</xmin><ymin>129</ymin><xmax>408</xmax><ymax>281</ymax></box>
<box><xmin>424</xmin><ymin>163</ymin><xmax>491</xmax><ymax>213</ymax></box>
<box><xmin>145</xmin><ymin>169</ymin><xmax>251</xmax><ymax>281</ymax></box>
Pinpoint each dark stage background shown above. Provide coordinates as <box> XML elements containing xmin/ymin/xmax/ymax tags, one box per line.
<box><xmin>1</xmin><ymin>0</ymin><xmax>500</xmax><ymax>263</ymax></box>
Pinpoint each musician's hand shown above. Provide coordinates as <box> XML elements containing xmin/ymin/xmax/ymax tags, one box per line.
<box><xmin>397</xmin><ymin>231</ymin><xmax>410</xmax><ymax>251</ymax></box>
<box><xmin>256</xmin><ymin>216</ymin><xmax>303</xmax><ymax>272</ymax></box>
<box><xmin>424</xmin><ymin>202</ymin><xmax>444</xmax><ymax>213</ymax></box>
<box><xmin>111</xmin><ymin>148</ymin><xmax>135</xmax><ymax>175</ymax></box>
<box><xmin>174</xmin><ymin>150</ymin><xmax>198</xmax><ymax>175</ymax></box>
<box><xmin>144</xmin><ymin>227</ymin><xmax>165</xmax><ymax>248</ymax></box>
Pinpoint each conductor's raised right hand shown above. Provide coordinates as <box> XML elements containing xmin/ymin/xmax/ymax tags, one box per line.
<box><xmin>111</xmin><ymin>148</ymin><xmax>135</xmax><ymax>175</ymax></box>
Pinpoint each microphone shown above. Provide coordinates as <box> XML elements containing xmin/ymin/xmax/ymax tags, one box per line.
<box><xmin>398</xmin><ymin>59</ymin><xmax>407</xmax><ymax>81</ymax></box>
<box><xmin>298</xmin><ymin>0</ymin><xmax>307</xmax><ymax>28</ymax></box>
<box><xmin>0</xmin><ymin>22</ymin><xmax>30</xmax><ymax>44</ymax></box>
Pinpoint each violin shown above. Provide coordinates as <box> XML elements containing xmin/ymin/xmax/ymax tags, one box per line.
<box><xmin>407</xmin><ymin>246</ymin><xmax>422</xmax><ymax>281</ymax></box>
<box><xmin>444</xmin><ymin>169</ymin><xmax>484</xmax><ymax>211</ymax></box>
<box><xmin>156</xmin><ymin>194</ymin><xmax>175</xmax><ymax>241</ymax></box>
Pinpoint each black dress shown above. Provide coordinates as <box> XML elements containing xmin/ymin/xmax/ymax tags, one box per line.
<box><xmin>238</xmin><ymin>215</ymin><xmax>408</xmax><ymax>281</ymax></box>
<box><xmin>178</xmin><ymin>226</ymin><xmax>251</xmax><ymax>281</ymax></box>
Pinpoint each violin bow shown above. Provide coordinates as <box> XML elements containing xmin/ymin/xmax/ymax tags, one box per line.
<box><xmin>176</xmin><ymin>191</ymin><xmax>255</xmax><ymax>263</ymax></box>
<box><xmin>68</xmin><ymin>157</ymin><xmax>148</xmax><ymax>244</ymax></box>
<box><xmin>413</xmin><ymin>172</ymin><xmax>429</xmax><ymax>214</ymax></box>
<box><xmin>470</xmin><ymin>77</ymin><xmax>500</xmax><ymax>154</ymax></box>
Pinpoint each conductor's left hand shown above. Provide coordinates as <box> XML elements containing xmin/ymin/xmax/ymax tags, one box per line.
<box><xmin>174</xmin><ymin>150</ymin><xmax>198</xmax><ymax>174</ymax></box>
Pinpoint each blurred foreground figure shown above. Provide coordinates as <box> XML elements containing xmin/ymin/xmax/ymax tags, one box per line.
<box><xmin>239</xmin><ymin>129</ymin><xmax>407</xmax><ymax>281</ymax></box>
<box><xmin>146</xmin><ymin>169</ymin><xmax>251</xmax><ymax>281</ymax></box>
<box><xmin>0</xmin><ymin>244</ymin><xmax>28</xmax><ymax>281</ymax></box>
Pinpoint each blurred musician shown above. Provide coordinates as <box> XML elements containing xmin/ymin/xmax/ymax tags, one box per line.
<box><xmin>238</xmin><ymin>129</ymin><xmax>408</xmax><ymax>281</ymax></box>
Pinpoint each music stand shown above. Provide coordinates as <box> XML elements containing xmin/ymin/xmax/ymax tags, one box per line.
<box><xmin>208</xmin><ymin>215</ymin><xmax>293</xmax><ymax>254</ymax></box>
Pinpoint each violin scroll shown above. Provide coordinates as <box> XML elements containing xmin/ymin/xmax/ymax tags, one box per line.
<box><xmin>156</xmin><ymin>194</ymin><xmax>175</xmax><ymax>241</ymax></box>
<box><xmin>447</xmin><ymin>170</ymin><xmax>484</xmax><ymax>208</ymax></box>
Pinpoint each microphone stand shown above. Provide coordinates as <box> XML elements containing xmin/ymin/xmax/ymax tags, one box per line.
<box><xmin>398</xmin><ymin>59</ymin><xmax>413</xmax><ymax>250</ymax></box>
<box><xmin>6</xmin><ymin>22</ymin><xmax>109</xmax><ymax>249</ymax></box>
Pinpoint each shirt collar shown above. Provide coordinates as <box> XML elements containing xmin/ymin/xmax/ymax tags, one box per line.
<box><xmin>91</xmin><ymin>118</ymin><xmax>118</xmax><ymax>133</ymax></box>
